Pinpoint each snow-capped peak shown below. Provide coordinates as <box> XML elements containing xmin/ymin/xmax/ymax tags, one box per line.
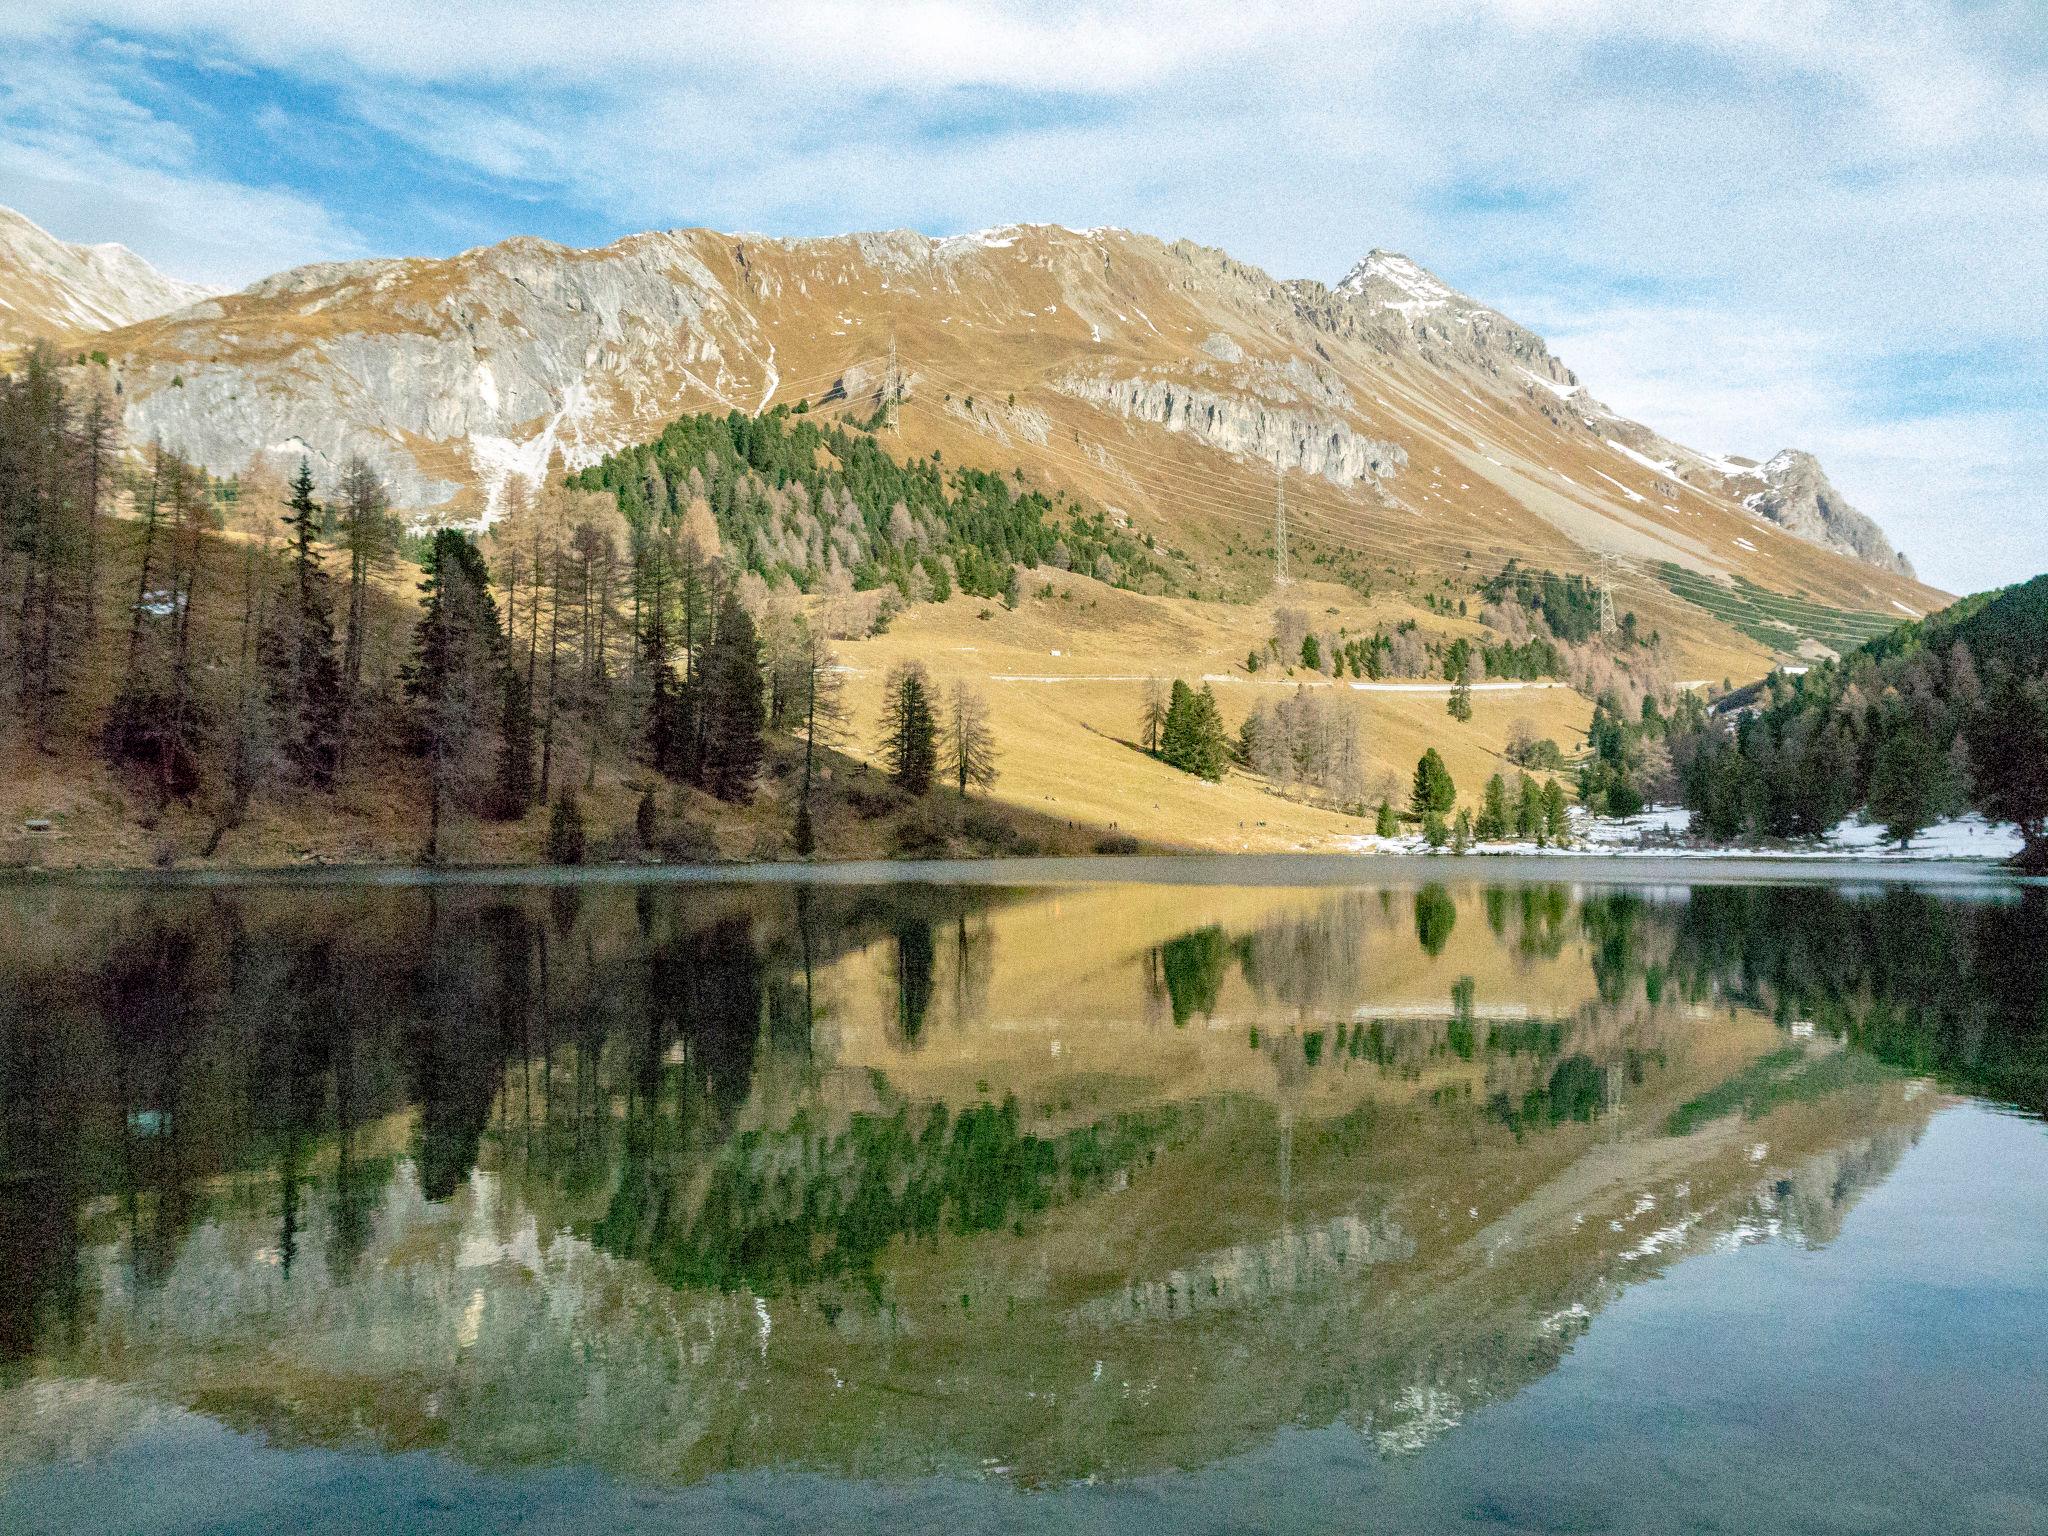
<box><xmin>1337</xmin><ymin>249</ymin><xmax>1460</xmax><ymax>312</ymax></box>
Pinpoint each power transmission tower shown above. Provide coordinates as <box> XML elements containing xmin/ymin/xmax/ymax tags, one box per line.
<box><xmin>1597</xmin><ymin>552</ymin><xmax>1617</xmax><ymax>636</ymax></box>
<box><xmin>1274</xmin><ymin>467</ymin><xmax>1291</xmax><ymax>588</ymax></box>
<box><xmin>886</xmin><ymin>326</ymin><xmax>901</xmax><ymax>405</ymax></box>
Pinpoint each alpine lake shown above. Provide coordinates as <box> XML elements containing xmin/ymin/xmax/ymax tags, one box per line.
<box><xmin>3</xmin><ymin>857</ymin><xmax>2045</xmax><ymax>1534</ymax></box>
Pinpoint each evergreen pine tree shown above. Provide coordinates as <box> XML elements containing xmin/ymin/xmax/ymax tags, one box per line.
<box><xmin>1159</xmin><ymin>679</ymin><xmax>1227</xmax><ymax>779</ymax></box>
<box><xmin>404</xmin><ymin>531</ymin><xmax>509</xmax><ymax>860</ymax></box>
<box><xmin>259</xmin><ymin>459</ymin><xmax>344</xmax><ymax>788</ymax></box>
<box><xmin>1409</xmin><ymin>748</ymin><xmax>1454</xmax><ymax>819</ymax></box>
<box><xmin>1542</xmin><ymin>779</ymin><xmax>1571</xmax><ymax>844</ymax></box>
<box><xmin>493</xmin><ymin>661</ymin><xmax>536</xmax><ymax>817</ymax></box>
<box><xmin>544</xmin><ymin>788</ymin><xmax>587</xmax><ymax>864</ymax></box>
<box><xmin>1868</xmin><ymin>725</ymin><xmax>1938</xmax><ymax>849</ymax></box>
<box><xmin>1375</xmin><ymin>800</ymin><xmax>1397</xmax><ymax>838</ymax></box>
<box><xmin>882</xmin><ymin>660</ymin><xmax>937</xmax><ymax>794</ymax></box>
<box><xmin>698</xmin><ymin>590</ymin><xmax>765</xmax><ymax>803</ymax></box>
<box><xmin>1477</xmin><ymin>773</ymin><xmax>1510</xmax><ymax>840</ymax></box>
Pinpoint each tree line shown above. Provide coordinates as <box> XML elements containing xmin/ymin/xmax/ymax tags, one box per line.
<box><xmin>1667</xmin><ymin>574</ymin><xmax>2048</xmax><ymax>866</ymax></box>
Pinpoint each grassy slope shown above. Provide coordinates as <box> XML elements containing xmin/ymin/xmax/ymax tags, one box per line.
<box><xmin>3</xmin><ymin>493</ymin><xmax>1619</xmax><ymax>869</ymax></box>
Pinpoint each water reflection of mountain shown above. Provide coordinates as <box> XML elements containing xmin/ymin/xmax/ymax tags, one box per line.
<box><xmin>1</xmin><ymin>878</ymin><xmax>2039</xmax><ymax>1485</ymax></box>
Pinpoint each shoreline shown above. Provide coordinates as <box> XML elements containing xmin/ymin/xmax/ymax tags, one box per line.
<box><xmin>4</xmin><ymin>848</ymin><xmax>2033</xmax><ymax>892</ymax></box>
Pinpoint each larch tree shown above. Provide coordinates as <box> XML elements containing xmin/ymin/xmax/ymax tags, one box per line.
<box><xmin>1139</xmin><ymin>677</ymin><xmax>1169</xmax><ymax>756</ymax></box>
<box><xmin>0</xmin><ymin>346</ymin><xmax>96</xmax><ymax>748</ymax></box>
<box><xmin>944</xmin><ymin>680</ymin><xmax>998</xmax><ymax>796</ymax></box>
<box><xmin>793</xmin><ymin>624</ymin><xmax>846</xmax><ymax>854</ymax></box>
<box><xmin>335</xmin><ymin>455</ymin><xmax>397</xmax><ymax>716</ymax></box>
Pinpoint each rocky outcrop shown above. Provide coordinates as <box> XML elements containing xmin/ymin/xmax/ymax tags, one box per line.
<box><xmin>1735</xmin><ymin>450</ymin><xmax>1915</xmax><ymax>577</ymax></box>
<box><xmin>108</xmin><ymin>231</ymin><xmax>780</xmax><ymax>516</ymax></box>
<box><xmin>0</xmin><ymin>205</ymin><xmax>215</xmax><ymax>346</ymax></box>
<box><xmin>1055</xmin><ymin>370</ymin><xmax>1407</xmax><ymax>490</ymax></box>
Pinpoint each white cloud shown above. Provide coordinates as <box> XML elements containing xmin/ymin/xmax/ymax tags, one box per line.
<box><xmin>1528</xmin><ymin>301</ymin><xmax>2047</xmax><ymax>592</ymax></box>
<box><xmin>0</xmin><ymin>42</ymin><xmax>360</xmax><ymax>284</ymax></box>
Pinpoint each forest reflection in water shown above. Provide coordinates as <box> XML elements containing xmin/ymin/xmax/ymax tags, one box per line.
<box><xmin>1</xmin><ymin>873</ymin><xmax>2045</xmax><ymax>1502</ymax></box>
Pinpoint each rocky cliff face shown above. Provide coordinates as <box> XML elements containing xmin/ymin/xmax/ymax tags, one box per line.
<box><xmin>1731</xmin><ymin>450</ymin><xmax>1914</xmax><ymax>577</ymax></box>
<box><xmin>0</xmin><ymin>204</ymin><xmax>1938</xmax><ymax>614</ymax></box>
<box><xmin>1054</xmin><ymin>370</ymin><xmax>1407</xmax><ymax>493</ymax></box>
<box><xmin>0</xmin><ymin>206</ymin><xmax>215</xmax><ymax>346</ymax></box>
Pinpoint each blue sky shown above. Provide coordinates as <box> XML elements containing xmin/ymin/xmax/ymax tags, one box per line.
<box><xmin>2</xmin><ymin>1</ymin><xmax>2043</xmax><ymax>592</ymax></box>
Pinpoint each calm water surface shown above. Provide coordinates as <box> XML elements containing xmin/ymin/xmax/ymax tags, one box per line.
<box><xmin>2</xmin><ymin>869</ymin><xmax>2045</xmax><ymax>1533</ymax></box>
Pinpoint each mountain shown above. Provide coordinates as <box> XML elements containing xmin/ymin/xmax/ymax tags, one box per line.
<box><xmin>0</xmin><ymin>205</ymin><xmax>215</xmax><ymax>345</ymax></box>
<box><xmin>1</xmin><ymin>209</ymin><xmax>1942</xmax><ymax>638</ymax></box>
<box><xmin>1723</xmin><ymin>450</ymin><xmax>1911</xmax><ymax>576</ymax></box>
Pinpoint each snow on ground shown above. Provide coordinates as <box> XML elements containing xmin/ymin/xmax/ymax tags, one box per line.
<box><xmin>1605</xmin><ymin>438</ymin><xmax>1679</xmax><ymax>476</ymax></box>
<box><xmin>1328</xmin><ymin>807</ymin><xmax>2024</xmax><ymax>862</ymax></box>
<box><xmin>1521</xmin><ymin>367</ymin><xmax>1581</xmax><ymax>399</ymax></box>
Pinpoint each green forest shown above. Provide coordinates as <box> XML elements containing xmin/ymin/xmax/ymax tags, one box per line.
<box><xmin>1671</xmin><ymin>573</ymin><xmax>2048</xmax><ymax>866</ymax></box>
<box><xmin>567</xmin><ymin>405</ymin><xmax>1170</xmax><ymax>606</ymax></box>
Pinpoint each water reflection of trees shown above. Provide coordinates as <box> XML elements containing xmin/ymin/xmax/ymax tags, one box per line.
<box><xmin>2</xmin><ymin>875</ymin><xmax>2036</xmax><ymax>1487</ymax></box>
<box><xmin>1671</xmin><ymin>886</ymin><xmax>2048</xmax><ymax>1115</ymax></box>
<box><xmin>4</xmin><ymin>881</ymin><xmax>2043</xmax><ymax>1421</ymax></box>
<box><xmin>0</xmin><ymin>881</ymin><xmax>1006</xmax><ymax>1371</ymax></box>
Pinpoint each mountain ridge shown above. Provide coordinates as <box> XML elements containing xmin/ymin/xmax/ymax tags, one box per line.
<box><xmin>0</xmin><ymin>205</ymin><xmax>217</xmax><ymax>344</ymax></box>
<box><xmin>0</xmin><ymin>206</ymin><xmax>1934</xmax><ymax>621</ymax></box>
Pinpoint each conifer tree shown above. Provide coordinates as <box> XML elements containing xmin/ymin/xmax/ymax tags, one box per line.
<box><xmin>1139</xmin><ymin>678</ymin><xmax>1169</xmax><ymax>756</ymax></box>
<box><xmin>882</xmin><ymin>659</ymin><xmax>938</xmax><ymax>794</ymax></box>
<box><xmin>793</xmin><ymin>626</ymin><xmax>845</xmax><ymax>853</ymax></box>
<box><xmin>1966</xmin><ymin>675</ymin><xmax>2048</xmax><ymax>868</ymax></box>
<box><xmin>1409</xmin><ymin>748</ymin><xmax>1455</xmax><ymax>819</ymax></box>
<box><xmin>698</xmin><ymin>589</ymin><xmax>765</xmax><ymax>803</ymax></box>
<box><xmin>1375</xmin><ymin>800</ymin><xmax>1397</xmax><ymax>837</ymax></box>
<box><xmin>1477</xmin><ymin>772</ymin><xmax>1510</xmax><ymax>840</ymax></box>
<box><xmin>545</xmin><ymin>789</ymin><xmax>587</xmax><ymax>864</ymax></box>
<box><xmin>1160</xmin><ymin>679</ymin><xmax>1228</xmax><ymax>779</ymax></box>
<box><xmin>260</xmin><ymin>459</ymin><xmax>344</xmax><ymax>788</ymax></box>
<box><xmin>335</xmin><ymin>455</ymin><xmax>396</xmax><ymax>709</ymax></box>
<box><xmin>406</xmin><ymin>531</ymin><xmax>510</xmax><ymax>860</ymax></box>
<box><xmin>1867</xmin><ymin>728</ymin><xmax>1937</xmax><ymax>848</ymax></box>
<box><xmin>494</xmin><ymin>659</ymin><xmax>536</xmax><ymax>817</ymax></box>
<box><xmin>1542</xmin><ymin>779</ymin><xmax>1571</xmax><ymax>844</ymax></box>
<box><xmin>1</xmin><ymin>346</ymin><xmax>96</xmax><ymax>748</ymax></box>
